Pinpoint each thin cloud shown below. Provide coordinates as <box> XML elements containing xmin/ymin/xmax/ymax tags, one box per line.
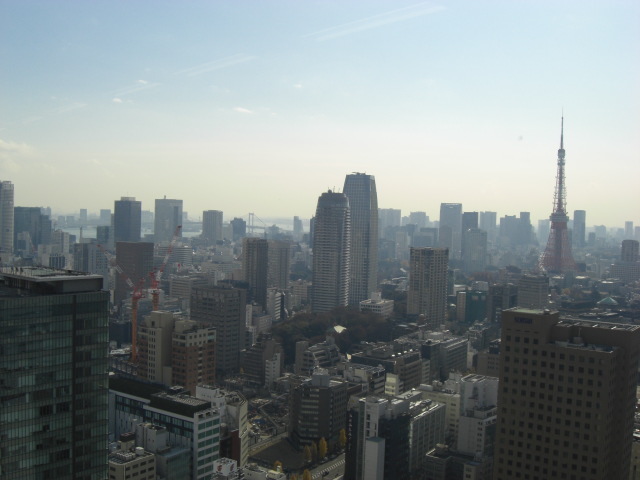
<box><xmin>112</xmin><ymin>97</ymin><xmax>123</xmax><ymax>103</ymax></box>
<box><xmin>293</xmin><ymin>83</ymin><xmax>303</xmax><ymax>89</ymax></box>
<box><xmin>305</xmin><ymin>2</ymin><xmax>444</xmax><ymax>41</ymax></box>
<box><xmin>233</xmin><ymin>107</ymin><xmax>254</xmax><ymax>114</ymax></box>
<box><xmin>112</xmin><ymin>81</ymin><xmax>160</xmax><ymax>97</ymax></box>
<box><xmin>175</xmin><ymin>54</ymin><xmax>256</xmax><ymax>77</ymax></box>
<box><xmin>57</xmin><ymin>102</ymin><xmax>87</xmax><ymax>114</ymax></box>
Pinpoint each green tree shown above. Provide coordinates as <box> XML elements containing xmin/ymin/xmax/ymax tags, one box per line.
<box><xmin>303</xmin><ymin>445</ymin><xmax>311</xmax><ymax>463</ymax></box>
<box><xmin>311</xmin><ymin>441</ymin><xmax>318</xmax><ymax>462</ymax></box>
<box><xmin>339</xmin><ymin>428</ymin><xmax>347</xmax><ymax>449</ymax></box>
<box><xmin>318</xmin><ymin>437</ymin><xmax>327</xmax><ymax>459</ymax></box>
<box><xmin>302</xmin><ymin>470</ymin><xmax>312</xmax><ymax>480</ymax></box>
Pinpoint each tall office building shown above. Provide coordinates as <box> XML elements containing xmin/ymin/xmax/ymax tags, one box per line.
<box><xmin>343</xmin><ymin>173</ymin><xmax>378</xmax><ymax>305</ymax></box>
<box><xmin>345</xmin><ymin>393</ymin><xmax>445</xmax><ymax>480</ymax></box>
<box><xmin>114</xmin><ymin>241</ymin><xmax>154</xmax><ymax>305</ymax></box>
<box><xmin>109</xmin><ymin>377</ymin><xmax>221</xmax><ymax>480</ymax></box>
<box><xmin>409</xmin><ymin>211</ymin><xmax>428</xmax><ymax>229</ymax></box>
<box><xmin>621</xmin><ymin>239</ymin><xmax>639</xmax><ymax>263</ymax></box>
<box><xmin>572</xmin><ymin>210</ymin><xmax>586</xmax><ymax>248</ymax></box>
<box><xmin>99</xmin><ymin>208</ymin><xmax>111</xmax><ymax>225</ymax></box>
<box><xmin>487</xmin><ymin>283</ymin><xmax>518</xmax><ymax>323</ymax></box>
<box><xmin>13</xmin><ymin>206</ymin><xmax>52</xmax><ymax>254</ymax></box>
<box><xmin>289</xmin><ymin>369</ymin><xmax>348</xmax><ymax>450</ymax></box>
<box><xmin>0</xmin><ymin>267</ymin><xmax>109</xmax><ymax>479</ymax></box>
<box><xmin>154</xmin><ymin>197</ymin><xmax>183</xmax><ymax>244</ymax></box>
<box><xmin>0</xmin><ymin>180</ymin><xmax>14</xmax><ymax>253</ymax></box>
<box><xmin>494</xmin><ymin>309</ymin><xmax>640</xmax><ymax>480</ymax></box>
<box><xmin>114</xmin><ymin>196</ymin><xmax>142</xmax><ymax>243</ymax></box>
<box><xmin>479</xmin><ymin>211</ymin><xmax>496</xmax><ymax>231</ymax></box>
<box><xmin>462</xmin><ymin>211</ymin><xmax>479</xmax><ymax>232</ymax></box>
<box><xmin>230</xmin><ymin>217</ymin><xmax>246</xmax><ymax>241</ymax></box>
<box><xmin>535</xmin><ymin>221</ymin><xmax>548</xmax><ymax>247</ymax></box>
<box><xmin>517</xmin><ymin>274</ymin><xmax>549</xmax><ymax>309</ymax></box>
<box><xmin>191</xmin><ymin>285</ymin><xmax>247</xmax><ymax>377</ymax></box>
<box><xmin>439</xmin><ymin>203</ymin><xmax>462</xmax><ymax>259</ymax></box>
<box><xmin>202</xmin><ymin>210</ymin><xmax>223</xmax><ymax>243</ymax></box>
<box><xmin>137</xmin><ymin>311</ymin><xmax>216</xmax><ymax>394</ymax></box>
<box><xmin>461</xmin><ymin>228</ymin><xmax>487</xmax><ymax>273</ymax></box>
<box><xmin>311</xmin><ymin>190</ymin><xmax>351</xmax><ymax>313</ymax></box>
<box><xmin>242</xmin><ymin>237</ymin><xmax>268</xmax><ymax>310</ymax></box>
<box><xmin>407</xmin><ymin>247</ymin><xmax>449</xmax><ymax>328</ymax></box>
<box><xmin>73</xmin><ymin>241</ymin><xmax>109</xmax><ymax>287</ymax></box>
<box><xmin>267</xmin><ymin>239</ymin><xmax>291</xmax><ymax>289</ymax></box>
<box><xmin>293</xmin><ymin>215</ymin><xmax>303</xmax><ymax>240</ymax></box>
<box><xmin>378</xmin><ymin>208</ymin><xmax>401</xmax><ymax>239</ymax></box>
<box><xmin>625</xmin><ymin>221</ymin><xmax>634</xmax><ymax>239</ymax></box>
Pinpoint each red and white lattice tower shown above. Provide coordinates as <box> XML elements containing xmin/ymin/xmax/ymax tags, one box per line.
<box><xmin>540</xmin><ymin>116</ymin><xmax>577</xmax><ymax>273</ymax></box>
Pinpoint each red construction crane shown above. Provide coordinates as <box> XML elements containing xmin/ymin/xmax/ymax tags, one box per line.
<box><xmin>97</xmin><ymin>243</ymin><xmax>146</xmax><ymax>363</ymax></box>
<box><xmin>149</xmin><ymin>225</ymin><xmax>182</xmax><ymax>311</ymax></box>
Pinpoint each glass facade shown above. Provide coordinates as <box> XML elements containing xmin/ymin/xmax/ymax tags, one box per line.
<box><xmin>0</xmin><ymin>274</ymin><xmax>109</xmax><ymax>480</ymax></box>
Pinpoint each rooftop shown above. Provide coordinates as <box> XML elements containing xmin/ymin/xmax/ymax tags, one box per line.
<box><xmin>0</xmin><ymin>266</ymin><xmax>104</xmax><ymax>296</ymax></box>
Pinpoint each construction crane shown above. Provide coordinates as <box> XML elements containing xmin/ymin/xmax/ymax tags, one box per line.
<box><xmin>149</xmin><ymin>225</ymin><xmax>182</xmax><ymax>311</ymax></box>
<box><xmin>97</xmin><ymin>243</ymin><xmax>146</xmax><ymax>364</ymax></box>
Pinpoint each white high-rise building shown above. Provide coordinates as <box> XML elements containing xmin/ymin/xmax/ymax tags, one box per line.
<box><xmin>0</xmin><ymin>180</ymin><xmax>14</xmax><ymax>253</ymax></box>
<box><xmin>343</xmin><ymin>173</ymin><xmax>378</xmax><ymax>306</ymax></box>
<box><xmin>311</xmin><ymin>190</ymin><xmax>351</xmax><ymax>313</ymax></box>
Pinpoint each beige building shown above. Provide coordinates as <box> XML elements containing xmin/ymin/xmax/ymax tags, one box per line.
<box><xmin>108</xmin><ymin>435</ymin><xmax>156</xmax><ymax>480</ymax></box>
<box><xmin>494</xmin><ymin>308</ymin><xmax>640</xmax><ymax>480</ymax></box>
<box><xmin>407</xmin><ymin>247</ymin><xmax>449</xmax><ymax>329</ymax></box>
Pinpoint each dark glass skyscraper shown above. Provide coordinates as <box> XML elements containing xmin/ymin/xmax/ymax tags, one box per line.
<box><xmin>114</xmin><ymin>196</ymin><xmax>141</xmax><ymax>243</ymax></box>
<box><xmin>343</xmin><ymin>173</ymin><xmax>378</xmax><ymax>305</ymax></box>
<box><xmin>0</xmin><ymin>267</ymin><xmax>109</xmax><ymax>479</ymax></box>
<box><xmin>311</xmin><ymin>190</ymin><xmax>350</xmax><ymax>313</ymax></box>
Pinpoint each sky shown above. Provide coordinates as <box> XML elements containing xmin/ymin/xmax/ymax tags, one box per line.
<box><xmin>1</xmin><ymin>0</ymin><xmax>639</xmax><ymax>228</ymax></box>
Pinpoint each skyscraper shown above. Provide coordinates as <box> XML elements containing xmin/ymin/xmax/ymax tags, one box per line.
<box><xmin>114</xmin><ymin>241</ymin><xmax>154</xmax><ymax>305</ymax></box>
<box><xmin>438</xmin><ymin>203</ymin><xmax>462</xmax><ymax>259</ymax></box>
<box><xmin>540</xmin><ymin>117</ymin><xmax>576</xmax><ymax>273</ymax></box>
<box><xmin>191</xmin><ymin>285</ymin><xmax>247</xmax><ymax>377</ymax></box>
<box><xmin>311</xmin><ymin>190</ymin><xmax>351</xmax><ymax>313</ymax></box>
<box><xmin>154</xmin><ymin>197</ymin><xmax>183</xmax><ymax>244</ymax></box>
<box><xmin>407</xmin><ymin>247</ymin><xmax>449</xmax><ymax>329</ymax></box>
<box><xmin>461</xmin><ymin>211</ymin><xmax>478</xmax><ymax>232</ymax></box>
<box><xmin>13</xmin><ymin>206</ymin><xmax>52</xmax><ymax>254</ymax></box>
<box><xmin>202</xmin><ymin>210</ymin><xmax>223</xmax><ymax>243</ymax></box>
<box><xmin>494</xmin><ymin>308</ymin><xmax>640</xmax><ymax>480</ymax></box>
<box><xmin>572</xmin><ymin>209</ymin><xmax>586</xmax><ymax>248</ymax></box>
<box><xmin>267</xmin><ymin>239</ymin><xmax>291</xmax><ymax>289</ymax></box>
<box><xmin>114</xmin><ymin>196</ymin><xmax>141</xmax><ymax>243</ymax></box>
<box><xmin>461</xmin><ymin>228</ymin><xmax>487</xmax><ymax>273</ymax></box>
<box><xmin>0</xmin><ymin>267</ymin><xmax>109</xmax><ymax>479</ymax></box>
<box><xmin>343</xmin><ymin>173</ymin><xmax>378</xmax><ymax>305</ymax></box>
<box><xmin>0</xmin><ymin>180</ymin><xmax>14</xmax><ymax>253</ymax></box>
<box><xmin>242</xmin><ymin>237</ymin><xmax>268</xmax><ymax>310</ymax></box>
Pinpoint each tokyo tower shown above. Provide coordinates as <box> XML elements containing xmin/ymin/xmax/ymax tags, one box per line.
<box><xmin>539</xmin><ymin>116</ymin><xmax>577</xmax><ymax>273</ymax></box>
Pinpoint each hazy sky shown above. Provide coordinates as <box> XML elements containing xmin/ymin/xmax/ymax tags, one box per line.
<box><xmin>1</xmin><ymin>1</ymin><xmax>638</xmax><ymax>227</ymax></box>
